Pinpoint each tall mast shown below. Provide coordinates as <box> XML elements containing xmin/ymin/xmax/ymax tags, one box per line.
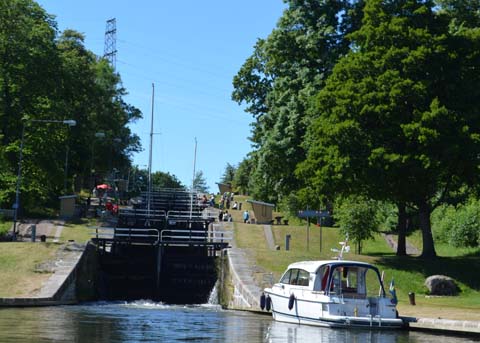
<box><xmin>147</xmin><ymin>83</ymin><xmax>154</xmax><ymax>215</ymax></box>
<box><xmin>189</xmin><ymin>137</ymin><xmax>197</xmax><ymax>220</ymax></box>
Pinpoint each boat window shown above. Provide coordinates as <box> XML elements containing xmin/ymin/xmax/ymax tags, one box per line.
<box><xmin>297</xmin><ymin>269</ymin><xmax>310</xmax><ymax>286</ymax></box>
<box><xmin>313</xmin><ymin>265</ymin><xmax>329</xmax><ymax>291</ymax></box>
<box><xmin>279</xmin><ymin>269</ymin><xmax>292</xmax><ymax>284</ymax></box>
<box><xmin>289</xmin><ymin>269</ymin><xmax>300</xmax><ymax>285</ymax></box>
<box><xmin>364</xmin><ymin>268</ymin><xmax>383</xmax><ymax>297</ymax></box>
<box><xmin>342</xmin><ymin>267</ymin><xmax>358</xmax><ymax>293</ymax></box>
<box><xmin>330</xmin><ymin>266</ymin><xmax>361</xmax><ymax>296</ymax></box>
<box><xmin>280</xmin><ymin>269</ymin><xmax>310</xmax><ymax>286</ymax></box>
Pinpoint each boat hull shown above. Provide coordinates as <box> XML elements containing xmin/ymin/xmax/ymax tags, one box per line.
<box><xmin>271</xmin><ymin>309</ymin><xmax>404</xmax><ymax>329</ymax></box>
<box><xmin>266</xmin><ymin>291</ymin><xmax>404</xmax><ymax>329</ymax></box>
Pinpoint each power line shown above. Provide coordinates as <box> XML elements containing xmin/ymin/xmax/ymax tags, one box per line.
<box><xmin>117</xmin><ymin>38</ymin><xmax>234</xmax><ymax>78</ymax></box>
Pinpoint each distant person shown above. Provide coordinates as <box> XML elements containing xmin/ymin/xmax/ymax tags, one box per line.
<box><xmin>243</xmin><ymin>210</ymin><xmax>250</xmax><ymax>224</ymax></box>
<box><xmin>219</xmin><ymin>210</ymin><xmax>224</xmax><ymax>222</ymax></box>
<box><xmin>232</xmin><ymin>201</ymin><xmax>238</xmax><ymax>210</ymax></box>
<box><xmin>223</xmin><ymin>210</ymin><xmax>229</xmax><ymax>221</ymax></box>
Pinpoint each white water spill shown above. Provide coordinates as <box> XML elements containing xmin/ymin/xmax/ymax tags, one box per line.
<box><xmin>207</xmin><ymin>280</ymin><xmax>219</xmax><ymax>305</ymax></box>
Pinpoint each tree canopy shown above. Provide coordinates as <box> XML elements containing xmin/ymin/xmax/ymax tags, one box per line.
<box><xmin>0</xmin><ymin>0</ymin><xmax>141</xmax><ymax>211</ymax></box>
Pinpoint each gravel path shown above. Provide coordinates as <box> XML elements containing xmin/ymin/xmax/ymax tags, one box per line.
<box><xmin>382</xmin><ymin>233</ymin><xmax>420</xmax><ymax>255</ymax></box>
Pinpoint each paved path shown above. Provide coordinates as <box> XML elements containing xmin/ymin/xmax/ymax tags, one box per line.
<box><xmin>263</xmin><ymin>225</ymin><xmax>276</xmax><ymax>250</ymax></box>
<box><xmin>217</xmin><ymin>221</ymin><xmax>266</xmax><ymax>309</ymax></box>
<box><xmin>382</xmin><ymin>233</ymin><xmax>420</xmax><ymax>255</ymax></box>
<box><xmin>16</xmin><ymin>219</ymin><xmax>65</xmax><ymax>242</ymax></box>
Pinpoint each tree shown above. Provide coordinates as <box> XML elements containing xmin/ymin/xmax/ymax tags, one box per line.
<box><xmin>0</xmin><ymin>1</ymin><xmax>142</xmax><ymax>211</ymax></box>
<box><xmin>299</xmin><ymin>0</ymin><xmax>480</xmax><ymax>258</ymax></box>
<box><xmin>220</xmin><ymin>163</ymin><xmax>236</xmax><ymax>184</ymax></box>
<box><xmin>232</xmin><ymin>0</ymin><xmax>364</xmax><ymax>204</ymax></box>
<box><xmin>233</xmin><ymin>157</ymin><xmax>254</xmax><ymax>195</ymax></box>
<box><xmin>0</xmin><ymin>0</ymin><xmax>62</xmax><ymax>209</ymax></box>
<box><xmin>334</xmin><ymin>195</ymin><xmax>379</xmax><ymax>255</ymax></box>
<box><xmin>193</xmin><ymin>170</ymin><xmax>209</xmax><ymax>193</ymax></box>
<box><xmin>152</xmin><ymin>171</ymin><xmax>183</xmax><ymax>189</ymax></box>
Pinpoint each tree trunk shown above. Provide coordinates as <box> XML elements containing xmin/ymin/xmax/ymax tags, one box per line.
<box><xmin>396</xmin><ymin>202</ymin><xmax>407</xmax><ymax>256</ymax></box>
<box><xmin>418</xmin><ymin>200</ymin><xmax>437</xmax><ymax>258</ymax></box>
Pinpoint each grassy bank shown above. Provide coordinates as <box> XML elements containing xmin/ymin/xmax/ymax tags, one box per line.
<box><xmin>60</xmin><ymin>218</ymin><xmax>94</xmax><ymax>243</ymax></box>
<box><xmin>0</xmin><ymin>243</ymin><xmax>61</xmax><ymax>297</ymax></box>
<box><xmin>234</xmin><ymin>221</ymin><xmax>480</xmax><ymax>320</ymax></box>
<box><xmin>0</xmin><ymin>218</ymin><xmax>93</xmax><ymax>298</ymax></box>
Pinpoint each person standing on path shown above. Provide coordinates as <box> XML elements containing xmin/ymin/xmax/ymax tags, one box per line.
<box><xmin>243</xmin><ymin>210</ymin><xmax>250</xmax><ymax>224</ymax></box>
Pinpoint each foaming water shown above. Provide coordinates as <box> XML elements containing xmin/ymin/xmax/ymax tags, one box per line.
<box><xmin>207</xmin><ymin>280</ymin><xmax>219</xmax><ymax>304</ymax></box>
<box><xmin>0</xmin><ymin>302</ymin><xmax>475</xmax><ymax>342</ymax></box>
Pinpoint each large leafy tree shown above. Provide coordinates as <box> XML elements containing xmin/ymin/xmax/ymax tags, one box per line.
<box><xmin>0</xmin><ymin>0</ymin><xmax>142</xmax><ymax>211</ymax></box>
<box><xmin>232</xmin><ymin>0</ymin><xmax>363</xmax><ymax>204</ymax></box>
<box><xmin>0</xmin><ymin>0</ymin><xmax>61</xmax><ymax>208</ymax></box>
<box><xmin>299</xmin><ymin>0</ymin><xmax>480</xmax><ymax>258</ymax></box>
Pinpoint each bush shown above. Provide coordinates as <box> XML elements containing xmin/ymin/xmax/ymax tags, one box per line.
<box><xmin>375</xmin><ymin>202</ymin><xmax>397</xmax><ymax>232</ymax></box>
<box><xmin>431</xmin><ymin>204</ymin><xmax>457</xmax><ymax>242</ymax></box>
<box><xmin>431</xmin><ymin>199</ymin><xmax>480</xmax><ymax>247</ymax></box>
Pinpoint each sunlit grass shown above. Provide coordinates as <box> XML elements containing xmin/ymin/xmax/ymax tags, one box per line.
<box><xmin>60</xmin><ymin>218</ymin><xmax>95</xmax><ymax>243</ymax></box>
<box><xmin>0</xmin><ymin>243</ymin><xmax>60</xmax><ymax>297</ymax></box>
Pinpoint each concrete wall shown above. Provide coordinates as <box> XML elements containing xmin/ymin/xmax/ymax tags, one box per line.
<box><xmin>219</xmin><ymin>248</ymin><xmax>261</xmax><ymax>311</ymax></box>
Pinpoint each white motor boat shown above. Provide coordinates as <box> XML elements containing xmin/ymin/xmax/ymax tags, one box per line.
<box><xmin>263</xmin><ymin>260</ymin><xmax>404</xmax><ymax>329</ymax></box>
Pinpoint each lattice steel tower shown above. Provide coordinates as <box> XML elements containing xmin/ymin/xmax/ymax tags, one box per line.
<box><xmin>104</xmin><ymin>18</ymin><xmax>117</xmax><ymax>70</ymax></box>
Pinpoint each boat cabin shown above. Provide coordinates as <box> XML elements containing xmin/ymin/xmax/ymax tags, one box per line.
<box><xmin>278</xmin><ymin>260</ymin><xmax>386</xmax><ymax>299</ymax></box>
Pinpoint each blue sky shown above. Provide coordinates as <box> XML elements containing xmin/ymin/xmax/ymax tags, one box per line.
<box><xmin>36</xmin><ymin>1</ymin><xmax>285</xmax><ymax>191</ymax></box>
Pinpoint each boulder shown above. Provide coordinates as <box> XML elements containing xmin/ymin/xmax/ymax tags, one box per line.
<box><xmin>425</xmin><ymin>275</ymin><xmax>459</xmax><ymax>296</ymax></box>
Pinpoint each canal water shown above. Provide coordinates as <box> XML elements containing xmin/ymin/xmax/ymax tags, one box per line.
<box><xmin>0</xmin><ymin>301</ymin><xmax>477</xmax><ymax>342</ymax></box>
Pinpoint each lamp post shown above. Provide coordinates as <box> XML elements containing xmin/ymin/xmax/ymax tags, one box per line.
<box><xmin>12</xmin><ymin>119</ymin><xmax>76</xmax><ymax>240</ymax></box>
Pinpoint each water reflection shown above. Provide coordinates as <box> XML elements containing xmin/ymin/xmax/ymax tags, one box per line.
<box><xmin>0</xmin><ymin>302</ymin><xmax>476</xmax><ymax>343</ymax></box>
<box><xmin>264</xmin><ymin>321</ymin><xmax>400</xmax><ymax>343</ymax></box>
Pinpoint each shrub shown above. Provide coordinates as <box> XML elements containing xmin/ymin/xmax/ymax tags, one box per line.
<box><xmin>375</xmin><ymin>202</ymin><xmax>397</xmax><ymax>232</ymax></box>
<box><xmin>431</xmin><ymin>199</ymin><xmax>480</xmax><ymax>247</ymax></box>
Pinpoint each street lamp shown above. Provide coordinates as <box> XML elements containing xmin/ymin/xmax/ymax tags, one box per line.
<box><xmin>12</xmin><ymin>119</ymin><xmax>77</xmax><ymax>240</ymax></box>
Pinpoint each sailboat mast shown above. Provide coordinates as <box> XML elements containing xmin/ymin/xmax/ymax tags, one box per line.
<box><xmin>190</xmin><ymin>137</ymin><xmax>197</xmax><ymax>219</ymax></box>
<box><xmin>147</xmin><ymin>83</ymin><xmax>155</xmax><ymax>215</ymax></box>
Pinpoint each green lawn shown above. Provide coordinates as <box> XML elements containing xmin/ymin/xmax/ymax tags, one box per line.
<box><xmin>60</xmin><ymin>218</ymin><xmax>95</xmax><ymax>243</ymax></box>
<box><xmin>234</xmin><ymin>221</ymin><xmax>480</xmax><ymax>320</ymax></box>
<box><xmin>0</xmin><ymin>242</ymin><xmax>60</xmax><ymax>297</ymax></box>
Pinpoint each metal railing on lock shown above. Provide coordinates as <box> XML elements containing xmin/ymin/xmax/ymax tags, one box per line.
<box><xmin>167</xmin><ymin>210</ymin><xmax>205</xmax><ymax>220</ymax></box>
<box><xmin>159</xmin><ymin>228</ymin><xmax>233</xmax><ymax>245</ymax></box>
<box><xmin>118</xmin><ymin>208</ymin><xmax>166</xmax><ymax>219</ymax></box>
<box><xmin>92</xmin><ymin>226</ymin><xmax>160</xmax><ymax>245</ymax></box>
